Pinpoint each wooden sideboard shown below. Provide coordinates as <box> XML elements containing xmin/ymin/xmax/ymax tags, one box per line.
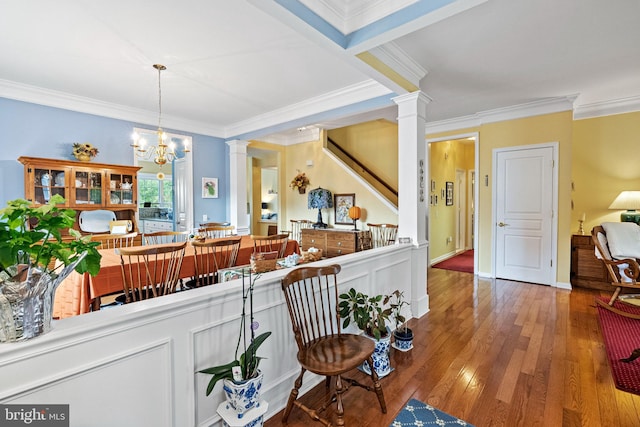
<box><xmin>570</xmin><ymin>234</ymin><xmax>611</xmax><ymax>290</ymax></box>
<box><xmin>301</xmin><ymin>228</ymin><xmax>370</xmax><ymax>258</ymax></box>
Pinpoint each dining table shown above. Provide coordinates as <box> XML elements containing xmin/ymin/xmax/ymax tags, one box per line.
<box><xmin>53</xmin><ymin>235</ymin><xmax>300</xmax><ymax>318</ymax></box>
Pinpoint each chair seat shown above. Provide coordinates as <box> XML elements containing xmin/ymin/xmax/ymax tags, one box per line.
<box><xmin>298</xmin><ymin>334</ymin><xmax>375</xmax><ymax>376</ymax></box>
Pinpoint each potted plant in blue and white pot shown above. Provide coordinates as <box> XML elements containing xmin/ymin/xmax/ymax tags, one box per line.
<box><xmin>339</xmin><ymin>288</ymin><xmax>393</xmax><ymax>378</ymax></box>
<box><xmin>199</xmin><ymin>272</ymin><xmax>271</xmax><ymax>421</ymax></box>
<box><xmin>389</xmin><ymin>290</ymin><xmax>413</xmax><ymax>352</ymax></box>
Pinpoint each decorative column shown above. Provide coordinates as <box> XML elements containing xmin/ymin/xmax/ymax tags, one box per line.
<box><xmin>226</xmin><ymin>140</ymin><xmax>250</xmax><ymax>235</ymax></box>
<box><xmin>393</xmin><ymin>91</ymin><xmax>431</xmax><ymax>318</ymax></box>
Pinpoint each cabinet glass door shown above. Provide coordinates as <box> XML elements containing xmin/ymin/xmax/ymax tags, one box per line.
<box><xmin>74</xmin><ymin>169</ymin><xmax>103</xmax><ymax>205</ymax></box>
<box><xmin>107</xmin><ymin>171</ymin><xmax>135</xmax><ymax>206</ymax></box>
<box><xmin>33</xmin><ymin>167</ymin><xmax>67</xmax><ymax>205</ymax></box>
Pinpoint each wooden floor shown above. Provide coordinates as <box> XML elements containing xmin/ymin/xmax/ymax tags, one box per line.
<box><xmin>265</xmin><ymin>268</ymin><xmax>640</xmax><ymax>426</ymax></box>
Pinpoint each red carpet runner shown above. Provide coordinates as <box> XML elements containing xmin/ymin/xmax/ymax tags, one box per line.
<box><xmin>432</xmin><ymin>250</ymin><xmax>474</xmax><ymax>273</ymax></box>
<box><xmin>596</xmin><ymin>298</ymin><xmax>640</xmax><ymax>395</ymax></box>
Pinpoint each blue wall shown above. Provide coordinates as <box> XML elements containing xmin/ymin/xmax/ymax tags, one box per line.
<box><xmin>0</xmin><ymin>97</ymin><xmax>229</xmax><ymax>222</ymax></box>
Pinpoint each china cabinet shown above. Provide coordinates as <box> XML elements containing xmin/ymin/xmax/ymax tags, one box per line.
<box><xmin>18</xmin><ymin>157</ymin><xmax>142</xmax><ymax>233</ymax></box>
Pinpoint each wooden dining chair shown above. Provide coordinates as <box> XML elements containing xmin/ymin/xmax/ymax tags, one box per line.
<box><xmin>190</xmin><ymin>237</ymin><xmax>242</xmax><ymax>287</ymax></box>
<box><xmin>289</xmin><ymin>219</ymin><xmax>313</xmax><ymax>243</ymax></box>
<box><xmin>116</xmin><ymin>241</ymin><xmax>187</xmax><ymax>303</ymax></box>
<box><xmin>200</xmin><ymin>225</ymin><xmax>235</xmax><ymax>239</ymax></box>
<box><xmin>281</xmin><ymin>265</ymin><xmax>386</xmax><ymax>426</ymax></box>
<box><xmin>199</xmin><ymin>221</ymin><xmax>231</xmax><ymax>227</ymax></box>
<box><xmin>143</xmin><ymin>230</ymin><xmax>190</xmax><ymax>245</ymax></box>
<box><xmin>91</xmin><ymin>231</ymin><xmax>138</xmax><ymax>250</ymax></box>
<box><xmin>366</xmin><ymin>223</ymin><xmax>398</xmax><ymax>248</ymax></box>
<box><xmin>251</xmin><ymin>233</ymin><xmax>289</xmax><ymax>258</ymax></box>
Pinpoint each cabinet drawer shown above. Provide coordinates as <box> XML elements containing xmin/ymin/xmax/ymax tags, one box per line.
<box><xmin>326</xmin><ymin>246</ymin><xmax>355</xmax><ymax>257</ymax></box>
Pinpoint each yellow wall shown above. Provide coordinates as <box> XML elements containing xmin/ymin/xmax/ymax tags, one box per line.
<box><xmin>282</xmin><ymin>132</ymin><xmax>397</xmax><ymax>228</ymax></box>
<box><xmin>327</xmin><ymin>120</ymin><xmax>399</xmax><ymax>188</ymax></box>
<box><xmin>572</xmin><ymin>111</ymin><xmax>640</xmax><ymax>233</ymax></box>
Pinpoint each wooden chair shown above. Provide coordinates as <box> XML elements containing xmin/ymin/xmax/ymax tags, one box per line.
<box><xmin>200</xmin><ymin>225</ymin><xmax>235</xmax><ymax>239</ymax></box>
<box><xmin>199</xmin><ymin>221</ymin><xmax>230</xmax><ymax>227</ymax></box>
<box><xmin>366</xmin><ymin>223</ymin><xmax>398</xmax><ymax>248</ymax></box>
<box><xmin>251</xmin><ymin>233</ymin><xmax>289</xmax><ymax>258</ymax></box>
<box><xmin>592</xmin><ymin>225</ymin><xmax>640</xmax><ymax>319</ymax></box>
<box><xmin>91</xmin><ymin>231</ymin><xmax>138</xmax><ymax>250</ymax></box>
<box><xmin>191</xmin><ymin>237</ymin><xmax>242</xmax><ymax>287</ymax></box>
<box><xmin>280</xmin><ymin>265</ymin><xmax>386</xmax><ymax>425</ymax></box>
<box><xmin>143</xmin><ymin>230</ymin><xmax>189</xmax><ymax>245</ymax></box>
<box><xmin>289</xmin><ymin>219</ymin><xmax>313</xmax><ymax>243</ymax></box>
<box><xmin>116</xmin><ymin>241</ymin><xmax>187</xmax><ymax>303</ymax></box>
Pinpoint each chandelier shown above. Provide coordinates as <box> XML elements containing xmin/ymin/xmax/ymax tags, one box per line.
<box><xmin>131</xmin><ymin>64</ymin><xmax>190</xmax><ymax>166</ymax></box>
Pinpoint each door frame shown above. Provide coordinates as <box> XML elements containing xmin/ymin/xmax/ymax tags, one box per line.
<box><xmin>491</xmin><ymin>142</ymin><xmax>558</xmax><ymax>285</ymax></box>
<box><xmin>426</xmin><ymin>132</ymin><xmax>479</xmax><ymax>273</ymax></box>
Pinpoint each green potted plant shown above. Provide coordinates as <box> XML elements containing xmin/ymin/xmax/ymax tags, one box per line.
<box><xmin>388</xmin><ymin>290</ymin><xmax>413</xmax><ymax>351</ymax></box>
<box><xmin>339</xmin><ymin>288</ymin><xmax>393</xmax><ymax>377</ymax></box>
<box><xmin>0</xmin><ymin>195</ymin><xmax>102</xmax><ymax>342</ymax></box>
<box><xmin>199</xmin><ymin>271</ymin><xmax>271</xmax><ymax>418</ymax></box>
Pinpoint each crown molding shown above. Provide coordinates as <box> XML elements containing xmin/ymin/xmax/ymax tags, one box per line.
<box><xmin>224</xmin><ymin>79</ymin><xmax>392</xmax><ymax>138</ymax></box>
<box><xmin>0</xmin><ymin>79</ymin><xmax>225</xmax><ymax>137</ymax></box>
<box><xmin>573</xmin><ymin>95</ymin><xmax>640</xmax><ymax>120</ymax></box>
<box><xmin>425</xmin><ymin>95</ymin><xmax>577</xmax><ymax>135</ymax></box>
<box><xmin>368</xmin><ymin>42</ymin><xmax>428</xmax><ymax>88</ymax></box>
<box><xmin>259</xmin><ymin>126</ymin><xmax>321</xmax><ymax>145</ymax></box>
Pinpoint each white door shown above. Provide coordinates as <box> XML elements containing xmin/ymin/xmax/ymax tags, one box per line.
<box><xmin>494</xmin><ymin>145</ymin><xmax>555</xmax><ymax>285</ymax></box>
<box><xmin>173</xmin><ymin>157</ymin><xmax>193</xmax><ymax>233</ymax></box>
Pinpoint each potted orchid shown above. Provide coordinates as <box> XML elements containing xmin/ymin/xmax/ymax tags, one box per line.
<box><xmin>199</xmin><ymin>271</ymin><xmax>271</xmax><ymax>417</ymax></box>
<box><xmin>388</xmin><ymin>290</ymin><xmax>413</xmax><ymax>351</ymax></box>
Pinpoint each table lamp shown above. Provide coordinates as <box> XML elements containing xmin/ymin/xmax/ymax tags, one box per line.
<box><xmin>609</xmin><ymin>191</ymin><xmax>640</xmax><ymax>224</ymax></box>
<box><xmin>348</xmin><ymin>206</ymin><xmax>361</xmax><ymax>231</ymax></box>
<box><xmin>308</xmin><ymin>187</ymin><xmax>333</xmax><ymax>229</ymax></box>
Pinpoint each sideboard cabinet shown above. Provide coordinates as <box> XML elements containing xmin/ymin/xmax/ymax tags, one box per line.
<box><xmin>570</xmin><ymin>234</ymin><xmax>611</xmax><ymax>290</ymax></box>
<box><xmin>18</xmin><ymin>156</ymin><xmax>142</xmax><ymax>232</ymax></box>
<box><xmin>301</xmin><ymin>228</ymin><xmax>370</xmax><ymax>258</ymax></box>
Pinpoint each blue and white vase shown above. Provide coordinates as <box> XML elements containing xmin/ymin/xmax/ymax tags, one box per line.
<box><xmin>222</xmin><ymin>370</ymin><xmax>264</xmax><ymax>419</ymax></box>
<box><xmin>392</xmin><ymin>328</ymin><xmax>413</xmax><ymax>352</ymax></box>
<box><xmin>361</xmin><ymin>328</ymin><xmax>392</xmax><ymax>378</ymax></box>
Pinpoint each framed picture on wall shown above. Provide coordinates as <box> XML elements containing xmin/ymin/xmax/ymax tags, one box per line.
<box><xmin>202</xmin><ymin>177</ymin><xmax>219</xmax><ymax>199</ymax></box>
<box><xmin>334</xmin><ymin>193</ymin><xmax>355</xmax><ymax>225</ymax></box>
<box><xmin>446</xmin><ymin>181</ymin><xmax>453</xmax><ymax>206</ymax></box>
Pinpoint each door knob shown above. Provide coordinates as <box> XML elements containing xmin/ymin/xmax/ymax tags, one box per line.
<box><xmin>498</xmin><ymin>222</ymin><xmax>508</xmax><ymax>227</ymax></box>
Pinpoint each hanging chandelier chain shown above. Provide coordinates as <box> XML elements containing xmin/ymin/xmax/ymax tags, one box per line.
<box><xmin>154</xmin><ymin>64</ymin><xmax>166</xmax><ymax>130</ymax></box>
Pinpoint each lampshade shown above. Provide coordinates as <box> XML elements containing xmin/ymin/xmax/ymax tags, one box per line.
<box><xmin>308</xmin><ymin>188</ymin><xmax>333</xmax><ymax>229</ymax></box>
<box><xmin>348</xmin><ymin>206</ymin><xmax>361</xmax><ymax>220</ymax></box>
<box><xmin>609</xmin><ymin>191</ymin><xmax>640</xmax><ymax>224</ymax></box>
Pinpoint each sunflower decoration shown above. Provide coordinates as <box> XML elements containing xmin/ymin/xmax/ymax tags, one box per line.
<box><xmin>72</xmin><ymin>142</ymin><xmax>99</xmax><ymax>162</ymax></box>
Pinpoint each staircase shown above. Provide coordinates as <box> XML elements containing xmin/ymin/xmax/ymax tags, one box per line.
<box><xmin>325</xmin><ymin>136</ymin><xmax>398</xmax><ymax>208</ymax></box>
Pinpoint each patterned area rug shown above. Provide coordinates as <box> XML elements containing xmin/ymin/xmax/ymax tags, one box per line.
<box><xmin>596</xmin><ymin>297</ymin><xmax>640</xmax><ymax>395</ymax></box>
<box><xmin>390</xmin><ymin>398</ymin><xmax>474</xmax><ymax>427</ymax></box>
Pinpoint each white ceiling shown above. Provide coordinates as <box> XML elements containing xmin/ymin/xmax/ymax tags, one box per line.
<box><xmin>0</xmin><ymin>0</ymin><xmax>638</xmax><ymax>142</ymax></box>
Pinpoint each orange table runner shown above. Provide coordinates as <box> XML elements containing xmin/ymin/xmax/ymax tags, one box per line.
<box><xmin>53</xmin><ymin>236</ymin><xmax>299</xmax><ymax>318</ymax></box>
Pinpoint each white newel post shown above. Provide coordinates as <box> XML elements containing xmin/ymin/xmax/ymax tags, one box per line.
<box><xmin>394</xmin><ymin>91</ymin><xmax>431</xmax><ymax>318</ymax></box>
<box><xmin>227</xmin><ymin>140</ymin><xmax>250</xmax><ymax>235</ymax></box>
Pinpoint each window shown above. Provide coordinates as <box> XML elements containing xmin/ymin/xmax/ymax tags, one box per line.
<box><xmin>139</xmin><ymin>173</ymin><xmax>173</xmax><ymax>208</ymax></box>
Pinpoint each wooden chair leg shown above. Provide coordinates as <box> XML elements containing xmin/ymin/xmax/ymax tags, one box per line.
<box><xmin>335</xmin><ymin>374</ymin><xmax>345</xmax><ymax>427</ymax></box>
<box><xmin>609</xmin><ymin>287</ymin><xmax>622</xmax><ymax>305</ymax></box>
<box><xmin>366</xmin><ymin>355</ymin><xmax>387</xmax><ymax>413</ymax></box>
<box><xmin>283</xmin><ymin>368</ymin><xmax>305</xmax><ymax>423</ymax></box>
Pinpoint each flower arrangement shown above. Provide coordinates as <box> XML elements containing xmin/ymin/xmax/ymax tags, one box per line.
<box><xmin>290</xmin><ymin>172</ymin><xmax>310</xmax><ymax>192</ymax></box>
<box><xmin>72</xmin><ymin>143</ymin><xmax>99</xmax><ymax>161</ymax></box>
<box><xmin>199</xmin><ymin>271</ymin><xmax>271</xmax><ymax>396</ymax></box>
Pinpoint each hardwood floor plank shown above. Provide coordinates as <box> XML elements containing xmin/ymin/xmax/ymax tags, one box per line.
<box><xmin>263</xmin><ymin>269</ymin><xmax>640</xmax><ymax>426</ymax></box>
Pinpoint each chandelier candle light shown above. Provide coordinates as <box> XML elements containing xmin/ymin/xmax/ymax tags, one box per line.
<box><xmin>131</xmin><ymin>64</ymin><xmax>190</xmax><ymax>166</ymax></box>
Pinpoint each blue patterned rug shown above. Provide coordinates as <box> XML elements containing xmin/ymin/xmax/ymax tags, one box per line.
<box><xmin>390</xmin><ymin>398</ymin><xmax>474</xmax><ymax>427</ymax></box>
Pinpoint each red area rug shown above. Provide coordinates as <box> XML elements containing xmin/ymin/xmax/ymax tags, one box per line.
<box><xmin>432</xmin><ymin>250</ymin><xmax>474</xmax><ymax>273</ymax></box>
<box><xmin>596</xmin><ymin>297</ymin><xmax>640</xmax><ymax>395</ymax></box>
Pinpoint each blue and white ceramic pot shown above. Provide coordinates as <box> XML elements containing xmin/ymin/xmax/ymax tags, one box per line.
<box><xmin>222</xmin><ymin>370</ymin><xmax>264</xmax><ymax>419</ymax></box>
<box><xmin>362</xmin><ymin>328</ymin><xmax>392</xmax><ymax>378</ymax></box>
<box><xmin>393</xmin><ymin>328</ymin><xmax>414</xmax><ymax>352</ymax></box>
